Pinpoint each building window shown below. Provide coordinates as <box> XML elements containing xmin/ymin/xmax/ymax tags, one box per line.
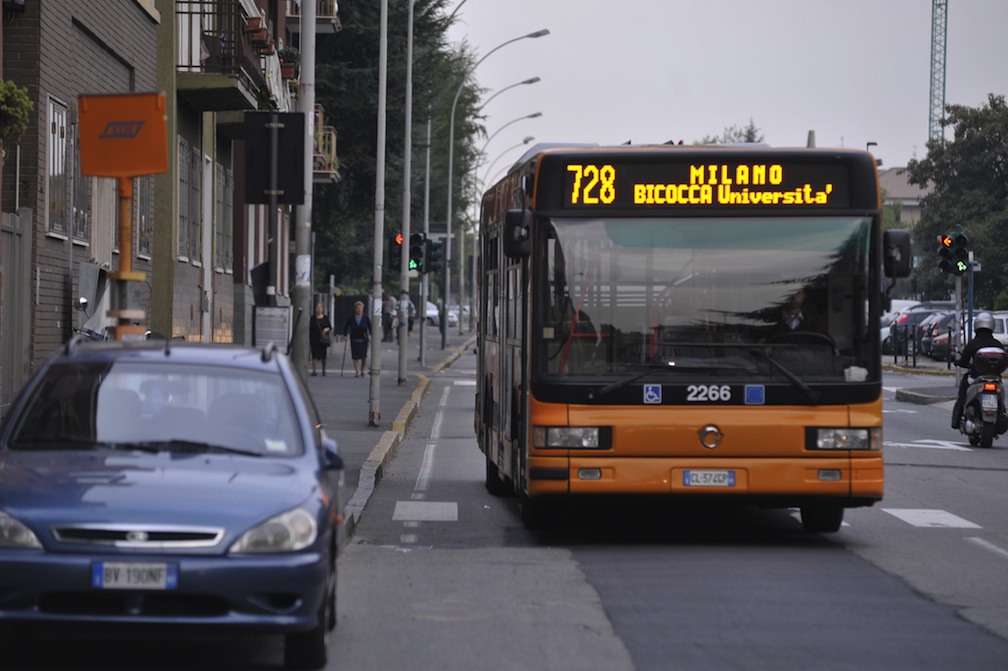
<box><xmin>214</xmin><ymin>163</ymin><xmax>234</xmax><ymax>271</ymax></box>
<box><xmin>190</xmin><ymin>145</ymin><xmax>202</xmax><ymax>261</ymax></box>
<box><xmin>71</xmin><ymin>126</ymin><xmax>91</xmax><ymax>244</ymax></box>
<box><xmin>47</xmin><ymin>99</ymin><xmax>68</xmax><ymax>235</ymax></box>
<box><xmin>137</xmin><ymin>176</ymin><xmax>153</xmax><ymax>257</ymax></box>
<box><xmin>178</xmin><ymin>136</ymin><xmax>189</xmax><ymax>258</ymax></box>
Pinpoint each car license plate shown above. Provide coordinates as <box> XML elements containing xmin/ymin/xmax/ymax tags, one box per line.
<box><xmin>92</xmin><ymin>562</ymin><xmax>178</xmax><ymax>590</ymax></box>
<box><xmin>683</xmin><ymin>470</ymin><xmax>735</xmax><ymax>487</ymax></box>
<box><xmin>981</xmin><ymin>393</ymin><xmax>998</xmax><ymax>412</ymax></box>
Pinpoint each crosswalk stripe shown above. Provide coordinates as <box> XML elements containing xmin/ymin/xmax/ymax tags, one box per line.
<box><xmin>882</xmin><ymin>508</ymin><xmax>981</xmax><ymax>528</ymax></box>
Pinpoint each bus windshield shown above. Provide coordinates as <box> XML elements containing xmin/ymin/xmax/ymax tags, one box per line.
<box><xmin>536</xmin><ymin>216</ymin><xmax>874</xmax><ymax>382</ymax></box>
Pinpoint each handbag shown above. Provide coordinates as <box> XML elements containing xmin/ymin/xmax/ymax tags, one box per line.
<box><xmin>320</xmin><ymin>331</ymin><xmax>332</xmax><ymax>346</ymax></box>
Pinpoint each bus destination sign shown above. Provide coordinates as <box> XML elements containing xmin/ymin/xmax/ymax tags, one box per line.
<box><xmin>560</xmin><ymin>160</ymin><xmax>851</xmax><ymax>209</ymax></box>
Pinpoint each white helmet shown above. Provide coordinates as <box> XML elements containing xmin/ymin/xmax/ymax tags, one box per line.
<box><xmin>975</xmin><ymin>312</ymin><xmax>995</xmax><ymax>332</ymax></box>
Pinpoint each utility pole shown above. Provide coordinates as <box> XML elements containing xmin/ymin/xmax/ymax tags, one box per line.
<box><xmin>292</xmin><ymin>0</ymin><xmax>317</xmax><ymax>378</ymax></box>
<box><xmin>397</xmin><ymin>0</ymin><xmax>414</xmax><ymax>385</ymax></box>
<box><xmin>369</xmin><ymin>0</ymin><xmax>389</xmax><ymax>426</ymax></box>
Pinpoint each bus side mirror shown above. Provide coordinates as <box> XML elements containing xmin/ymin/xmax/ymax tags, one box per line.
<box><xmin>504</xmin><ymin>209</ymin><xmax>531</xmax><ymax>259</ymax></box>
<box><xmin>883</xmin><ymin>229</ymin><xmax>912</xmax><ymax>278</ymax></box>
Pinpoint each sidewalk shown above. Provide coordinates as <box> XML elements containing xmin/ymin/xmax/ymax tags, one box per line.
<box><xmin>882</xmin><ymin>351</ymin><xmax>960</xmax><ymax>405</ymax></box>
<box><xmin>304</xmin><ymin>324</ymin><xmax>476</xmax><ymax>551</ymax></box>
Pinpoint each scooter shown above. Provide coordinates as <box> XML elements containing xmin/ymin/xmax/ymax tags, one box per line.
<box><xmin>957</xmin><ymin>346</ymin><xmax>1008</xmax><ymax>449</ymax></box>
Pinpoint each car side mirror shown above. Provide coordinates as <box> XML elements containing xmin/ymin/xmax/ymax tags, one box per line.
<box><xmin>322</xmin><ymin>438</ymin><xmax>343</xmax><ymax>470</ymax></box>
<box><xmin>883</xmin><ymin>229</ymin><xmax>912</xmax><ymax>278</ymax></box>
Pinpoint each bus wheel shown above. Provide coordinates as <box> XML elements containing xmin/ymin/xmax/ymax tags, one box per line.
<box><xmin>485</xmin><ymin>454</ymin><xmax>512</xmax><ymax>497</ymax></box>
<box><xmin>799</xmin><ymin>505</ymin><xmax>844</xmax><ymax>533</ymax></box>
<box><xmin>519</xmin><ymin>495</ymin><xmax>558</xmax><ymax>530</ymax></box>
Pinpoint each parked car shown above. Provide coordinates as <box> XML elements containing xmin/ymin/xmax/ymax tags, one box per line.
<box><xmin>888</xmin><ymin>308</ymin><xmax>946</xmax><ymax>354</ymax></box>
<box><xmin>917</xmin><ymin>311</ymin><xmax>953</xmax><ymax>357</ymax></box>
<box><xmin>928</xmin><ymin>312</ymin><xmax>1008</xmax><ymax>360</ymax></box>
<box><xmin>0</xmin><ymin>339</ymin><xmax>344</xmax><ymax>670</ymax></box>
<box><xmin>425</xmin><ymin>300</ymin><xmax>440</xmax><ymax>326</ymax></box>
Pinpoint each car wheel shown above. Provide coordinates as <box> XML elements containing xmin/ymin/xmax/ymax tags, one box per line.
<box><xmin>799</xmin><ymin>505</ymin><xmax>844</xmax><ymax>533</ymax></box>
<box><xmin>283</xmin><ymin>555</ymin><xmax>335</xmax><ymax>670</ymax></box>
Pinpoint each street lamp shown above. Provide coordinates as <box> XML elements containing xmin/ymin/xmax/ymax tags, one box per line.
<box><xmin>478</xmin><ymin>112</ymin><xmax>541</xmax><ymax>157</ymax></box>
<box><xmin>480</xmin><ymin>135</ymin><xmax>534</xmax><ymax>188</ymax></box>
<box><xmin>443</xmin><ymin>28</ymin><xmax>549</xmax><ymax>348</ymax></box>
<box><xmin>477</xmin><ymin>76</ymin><xmax>540</xmax><ymax>113</ymax></box>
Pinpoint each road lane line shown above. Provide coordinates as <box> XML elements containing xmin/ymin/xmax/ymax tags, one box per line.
<box><xmin>883</xmin><ymin>508</ymin><xmax>981</xmax><ymax>528</ymax></box>
<box><xmin>416</xmin><ymin>443</ymin><xmax>436</xmax><ymax>493</ymax></box>
<box><xmin>966</xmin><ymin>537</ymin><xmax>1008</xmax><ymax>561</ymax></box>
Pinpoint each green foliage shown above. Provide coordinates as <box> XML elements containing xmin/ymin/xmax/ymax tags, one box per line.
<box><xmin>696</xmin><ymin>118</ymin><xmax>764</xmax><ymax>145</ymax></box>
<box><xmin>312</xmin><ymin>0</ymin><xmax>480</xmax><ymax>292</ymax></box>
<box><xmin>906</xmin><ymin>94</ymin><xmax>1008</xmax><ymax>307</ymax></box>
<box><xmin>0</xmin><ymin>79</ymin><xmax>33</xmax><ymax>144</ymax></box>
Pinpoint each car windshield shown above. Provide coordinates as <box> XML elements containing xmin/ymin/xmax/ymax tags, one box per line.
<box><xmin>6</xmin><ymin>360</ymin><xmax>304</xmax><ymax>456</ymax></box>
<box><xmin>532</xmin><ymin>216</ymin><xmax>875</xmax><ymax>382</ymax></box>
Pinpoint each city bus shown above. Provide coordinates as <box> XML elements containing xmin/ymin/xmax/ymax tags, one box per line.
<box><xmin>474</xmin><ymin>144</ymin><xmax>911</xmax><ymax>532</ymax></box>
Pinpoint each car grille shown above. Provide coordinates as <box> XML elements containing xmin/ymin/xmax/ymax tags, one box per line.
<box><xmin>51</xmin><ymin>524</ymin><xmax>224</xmax><ymax>549</ymax></box>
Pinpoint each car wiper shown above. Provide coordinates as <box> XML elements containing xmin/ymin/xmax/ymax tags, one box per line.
<box><xmin>114</xmin><ymin>440</ymin><xmax>264</xmax><ymax>458</ymax></box>
<box><xmin>747</xmin><ymin>348</ymin><xmax>821</xmax><ymax>404</ymax></box>
<box><xmin>7</xmin><ymin>437</ymin><xmax>103</xmax><ymax>451</ymax></box>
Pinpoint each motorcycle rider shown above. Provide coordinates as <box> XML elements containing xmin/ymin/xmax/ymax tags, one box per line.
<box><xmin>951</xmin><ymin>311</ymin><xmax>1006</xmax><ymax>428</ymax></box>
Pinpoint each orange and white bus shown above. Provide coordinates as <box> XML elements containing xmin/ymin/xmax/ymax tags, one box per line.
<box><xmin>474</xmin><ymin>144</ymin><xmax>911</xmax><ymax>531</ymax></box>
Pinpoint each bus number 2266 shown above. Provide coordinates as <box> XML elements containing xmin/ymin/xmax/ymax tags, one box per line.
<box><xmin>686</xmin><ymin>384</ymin><xmax>732</xmax><ymax>402</ymax></box>
<box><xmin>567</xmin><ymin>164</ymin><xmax>616</xmax><ymax>205</ymax></box>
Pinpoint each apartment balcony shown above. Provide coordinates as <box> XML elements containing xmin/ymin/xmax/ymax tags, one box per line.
<box><xmin>314</xmin><ymin>104</ymin><xmax>340</xmax><ymax>183</ymax></box>
<box><xmin>177</xmin><ymin>0</ymin><xmax>269</xmax><ymax>112</ymax></box>
<box><xmin>286</xmin><ymin>0</ymin><xmax>342</xmax><ymax>34</ymax></box>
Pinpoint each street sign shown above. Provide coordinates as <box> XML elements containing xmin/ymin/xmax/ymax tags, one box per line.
<box><xmin>78</xmin><ymin>92</ymin><xmax>168</xmax><ymax>177</ymax></box>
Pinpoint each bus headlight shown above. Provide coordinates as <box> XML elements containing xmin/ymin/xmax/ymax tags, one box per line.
<box><xmin>809</xmin><ymin>427</ymin><xmax>881</xmax><ymax>451</ymax></box>
<box><xmin>532</xmin><ymin>426</ymin><xmax>610</xmax><ymax>449</ymax></box>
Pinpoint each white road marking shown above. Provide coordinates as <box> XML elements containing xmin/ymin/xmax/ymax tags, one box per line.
<box><xmin>415</xmin><ymin>443</ymin><xmax>436</xmax><ymax>492</ymax></box>
<box><xmin>885</xmin><ymin>439</ymin><xmax>971</xmax><ymax>451</ymax></box>
<box><xmin>454</xmin><ymin>380</ymin><xmax>477</xmax><ymax>386</ymax></box>
<box><xmin>882</xmin><ymin>408</ymin><xmax>919</xmax><ymax>413</ymax></box>
<box><xmin>393</xmin><ymin>501</ymin><xmax>459</xmax><ymax>522</ymax></box>
<box><xmin>967</xmin><ymin>537</ymin><xmax>1008</xmax><ymax>561</ymax></box>
<box><xmin>883</xmin><ymin>508</ymin><xmax>981</xmax><ymax>528</ymax></box>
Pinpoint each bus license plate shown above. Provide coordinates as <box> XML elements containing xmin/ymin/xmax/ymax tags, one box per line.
<box><xmin>981</xmin><ymin>394</ymin><xmax>998</xmax><ymax>412</ymax></box>
<box><xmin>684</xmin><ymin>470</ymin><xmax>735</xmax><ymax>487</ymax></box>
<box><xmin>92</xmin><ymin>562</ymin><xmax>178</xmax><ymax>590</ymax></box>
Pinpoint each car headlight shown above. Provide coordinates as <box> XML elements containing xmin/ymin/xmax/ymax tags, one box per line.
<box><xmin>0</xmin><ymin>511</ymin><xmax>43</xmax><ymax>549</ymax></box>
<box><xmin>532</xmin><ymin>426</ymin><xmax>611</xmax><ymax>449</ymax></box>
<box><xmin>809</xmin><ymin>427</ymin><xmax>880</xmax><ymax>451</ymax></box>
<box><xmin>229</xmin><ymin>508</ymin><xmax>318</xmax><ymax>553</ymax></box>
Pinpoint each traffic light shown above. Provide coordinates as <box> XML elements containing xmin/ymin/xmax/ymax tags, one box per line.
<box><xmin>937</xmin><ymin>233</ymin><xmax>954</xmax><ymax>273</ymax></box>
<box><xmin>425</xmin><ymin>238</ymin><xmax>444</xmax><ymax>275</ymax></box>
<box><xmin>389</xmin><ymin>232</ymin><xmax>403</xmax><ymax>271</ymax></box>
<box><xmin>950</xmin><ymin>232</ymin><xmax>970</xmax><ymax>275</ymax></box>
<box><xmin>409</xmin><ymin>232</ymin><xmax>426</xmax><ymax>272</ymax></box>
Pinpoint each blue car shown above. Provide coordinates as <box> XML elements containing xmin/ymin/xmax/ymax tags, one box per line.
<box><xmin>0</xmin><ymin>339</ymin><xmax>343</xmax><ymax>669</ymax></box>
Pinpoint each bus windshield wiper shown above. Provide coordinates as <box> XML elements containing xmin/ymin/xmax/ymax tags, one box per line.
<box><xmin>748</xmin><ymin>348</ymin><xmax>821</xmax><ymax>404</ymax></box>
<box><xmin>590</xmin><ymin>362</ymin><xmax>675</xmax><ymax>399</ymax></box>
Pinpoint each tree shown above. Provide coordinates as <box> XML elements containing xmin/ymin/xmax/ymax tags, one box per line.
<box><xmin>906</xmin><ymin>94</ymin><xmax>1008</xmax><ymax>308</ymax></box>
<box><xmin>312</xmin><ymin>0</ymin><xmax>482</xmax><ymax>293</ymax></box>
<box><xmin>696</xmin><ymin>118</ymin><xmax>764</xmax><ymax>145</ymax></box>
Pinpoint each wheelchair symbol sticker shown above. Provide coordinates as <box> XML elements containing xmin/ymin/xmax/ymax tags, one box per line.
<box><xmin>644</xmin><ymin>384</ymin><xmax>662</xmax><ymax>404</ymax></box>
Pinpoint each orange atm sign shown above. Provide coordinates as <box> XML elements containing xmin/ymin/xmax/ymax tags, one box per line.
<box><xmin>78</xmin><ymin>92</ymin><xmax>168</xmax><ymax>177</ymax></box>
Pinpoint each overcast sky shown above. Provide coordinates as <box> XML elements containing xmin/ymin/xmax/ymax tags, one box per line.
<box><xmin>444</xmin><ymin>0</ymin><xmax>1008</xmax><ymax>186</ymax></box>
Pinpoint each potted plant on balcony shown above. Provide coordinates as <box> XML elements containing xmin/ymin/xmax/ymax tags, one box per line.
<box><xmin>278</xmin><ymin>48</ymin><xmax>299</xmax><ymax>79</ymax></box>
<box><xmin>0</xmin><ymin>79</ymin><xmax>33</xmax><ymax>148</ymax></box>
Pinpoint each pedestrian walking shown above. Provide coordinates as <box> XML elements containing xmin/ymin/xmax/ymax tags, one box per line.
<box><xmin>309</xmin><ymin>301</ymin><xmax>333</xmax><ymax>376</ymax></box>
<box><xmin>343</xmin><ymin>300</ymin><xmax>372</xmax><ymax>378</ymax></box>
<box><xmin>382</xmin><ymin>292</ymin><xmax>396</xmax><ymax>342</ymax></box>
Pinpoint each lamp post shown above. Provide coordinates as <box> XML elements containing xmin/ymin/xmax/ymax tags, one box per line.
<box><xmin>480</xmin><ymin>135</ymin><xmax>534</xmax><ymax>189</ymax></box>
<box><xmin>478</xmin><ymin>112</ymin><xmax>541</xmax><ymax>158</ymax></box>
<box><xmin>443</xmin><ymin>28</ymin><xmax>549</xmax><ymax>348</ymax></box>
<box><xmin>477</xmin><ymin>76</ymin><xmax>540</xmax><ymax>113</ymax></box>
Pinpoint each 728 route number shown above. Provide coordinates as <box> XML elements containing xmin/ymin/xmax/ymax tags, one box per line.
<box><xmin>686</xmin><ymin>384</ymin><xmax>732</xmax><ymax>402</ymax></box>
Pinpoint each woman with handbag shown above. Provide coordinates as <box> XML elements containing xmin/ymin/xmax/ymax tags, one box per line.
<box><xmin>309</xmin><ymin>301</ymin><xmax>333</xmax><ymax>376</ymax></box>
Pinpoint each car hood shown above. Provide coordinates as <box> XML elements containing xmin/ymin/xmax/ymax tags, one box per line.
<box><xmin>0</xmin><ymin>450</ymin><xmax>321</xmax><ymax>530</ymax></box>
